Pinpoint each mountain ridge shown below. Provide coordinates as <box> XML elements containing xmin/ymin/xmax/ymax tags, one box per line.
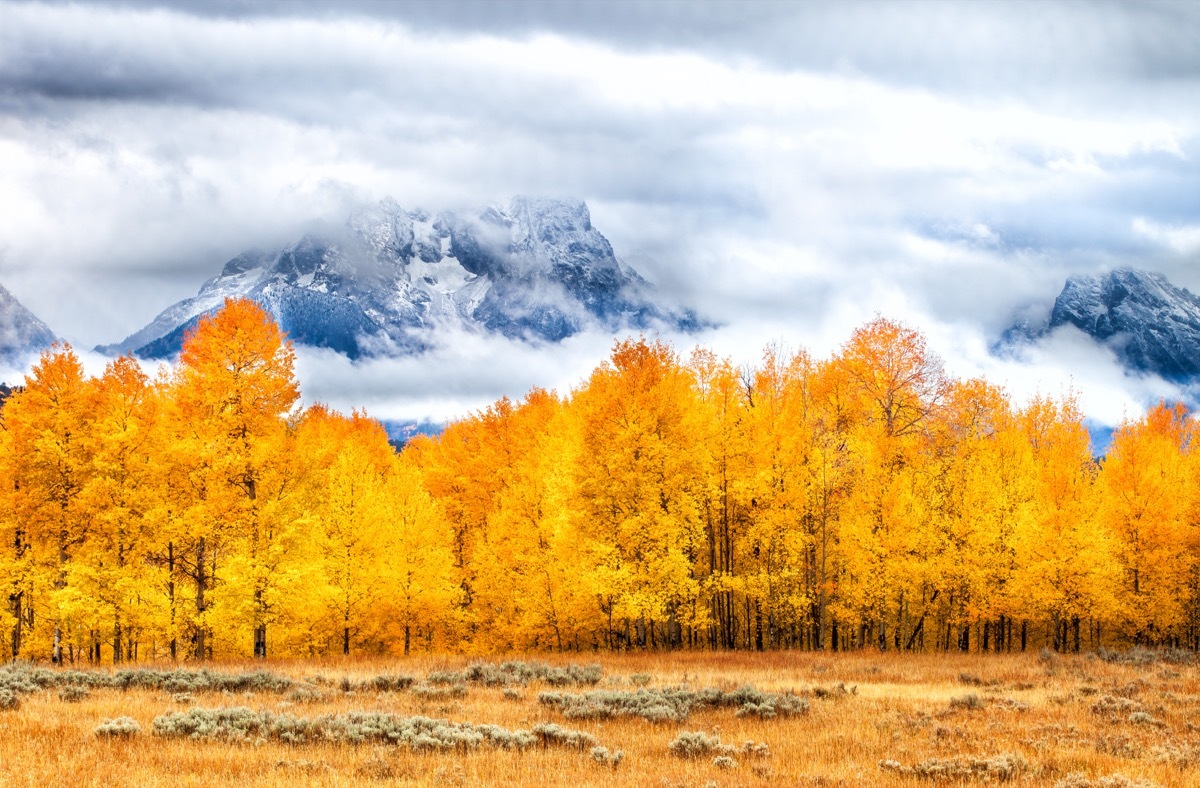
<box><xmin>1001</xmin><ymin>267</ymin><xmax>1200</xmax><ymax>382</ymax></box>
<box><xmin>0</xmin><ymin>283</ymin><xmax>58</xmax><ymax>365</ymax></box>
<box><xmin>99</xmin><ymin>197</ymin><xmax>701</xmax><ymax>360</ymax></box>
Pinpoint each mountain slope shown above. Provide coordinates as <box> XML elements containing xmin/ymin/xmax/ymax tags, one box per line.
<box><xmin>0</xmin><ymin>283</ymin><xmax>58</xmax><ymax>364</ymax></box>
<box><xmin>1003</xmin><ymin>268</ymin><xmax>1200</xmax><ymax>381</ymax></box>
<box><xmin>101</xmin><ymin>197</ymin><xmax>699</xmax><ymax>359</ymax></box>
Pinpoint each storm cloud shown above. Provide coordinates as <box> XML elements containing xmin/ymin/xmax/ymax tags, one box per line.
<box><xmin>0</xmin><ymin>0</ymin><xmax>1197</xmax><ymax>427</ymax></box>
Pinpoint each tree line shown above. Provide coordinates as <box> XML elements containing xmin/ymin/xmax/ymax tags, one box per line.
<box><xmin>2</xmin><ymin>299</ymin><xmax>1198</xmax><ymax>663</ymax></box>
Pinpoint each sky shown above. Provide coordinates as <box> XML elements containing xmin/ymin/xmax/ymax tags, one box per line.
<box><xmin>1</xmin><ymin>0</ymin><xmax>1198</xmax><ymax>428</ymax></box>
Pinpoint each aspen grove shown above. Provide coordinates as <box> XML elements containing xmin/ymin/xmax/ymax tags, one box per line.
<box><xmin>2</xmin><ymin>298</ymin><xmax>1199</xmax><ymax>663</ymax></box>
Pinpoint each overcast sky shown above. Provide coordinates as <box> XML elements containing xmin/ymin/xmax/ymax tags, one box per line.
<box><xmin>1</xmin><ymin>0</ymin><xmax>1198</xmax><ymax>427</ymax></box>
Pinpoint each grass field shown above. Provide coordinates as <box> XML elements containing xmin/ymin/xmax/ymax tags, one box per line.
<box><xmin>1</xmin><ymin>650</ymin><xmax>1198</xmax><ymax>786</ymax></box>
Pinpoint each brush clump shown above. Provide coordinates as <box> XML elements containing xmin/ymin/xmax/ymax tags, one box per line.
<box><xmin>540</xmin><ymin>684</ymin><xmax>807</xmax><ymax>723</ymax></box>
<box><xmin>152</xmin><ymin>707</ymin><xmax>599</xmax><ymax>754</ymax></box>
<box><xmin>427</xmin><ymin>660</ymin><xmax>602</xmax><ymax>688</ymax></box>
<box><xmin>95</xmin><ymin>716</ymin><xmax>141</xmax><ymax>738</ymax></box>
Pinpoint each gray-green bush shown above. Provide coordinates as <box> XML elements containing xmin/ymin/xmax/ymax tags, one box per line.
<box><xmin>668</xmin><ymin>731</ymin><xmax>736</xmax><ymax>759</ymax></box>
<box><xmin>0</xmin><ymin>663</ymin><xmax>418</xmax><ymax>703</ymax></box>
<box><xmin>0</xmin><ymin>663</ymin><xmax>294</xmax><ymax>694</ymax></box>
<box><xmin>152</xmin><ymin>707</ymin><xmax>600</xmax><ymax>755</ymax></box>
<box><xmin>427</xmin><ymin>661</ymin><xmax>602</xmax><ymax>688</ymax></box>
<box><xmin>58</xmin><ymin>685</ymin><xmax>90</xmax><ymax>702</ymax></box>
<box><xmin>531</xmin><ymin>723</ymin><xmax>599</xmax><ymax>750</ymax></box>
<box><xmin>412</xmin><ymin>683</ymin><xmax>467</xmax><ymax>701</ymax></box>
<box><xmin>879</xmin><ymin>753</ymin><xmax>1031</xmax><ymax>780</ymax></box>
<box><xmin>539</xmin><ymin>685</ymin><xmax>807</xmax><ymax>723</ymax></box>
<box><xmin>948</xmin><ymin>693</ymin><xmax>984</xmax><ymax>711</ymax></box>
<box><xmin>95</xmin><ymin>716</ymin><xmax>141</xmax><ymax>737</ymax></box>
<box><xmin>589</xmin><ymin>745</ymin><xmax>625</xmax><ymax>769</ymax></box>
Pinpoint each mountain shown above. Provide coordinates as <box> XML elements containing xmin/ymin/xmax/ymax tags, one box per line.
<box><xmin>100</xmin><ymin>197</ymin><xmax>700</xmax><ymax>359</ymax></box>
<box><xmin>1003</xmin><ymin>268</ymin><xmax>1200</xmax><ymax>381</ymax></box>
<box><xmin>0</xmin><ymin>283</ymin><xmax>58</xmax><ymax>365</ymax></box>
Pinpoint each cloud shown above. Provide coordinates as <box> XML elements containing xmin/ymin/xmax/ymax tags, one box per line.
<box><xmin>0</xmin><ymin>0</ymin><xmax>1197</xmax><ymax>429</ymax></box>
<box><xmin>1133</xmin><ymin>217</ymin><xmax>1200</xmax><ymax>256</ymax></box>
<box><xmin>294</xmin><ymin>327</ymin><xmax>619</xmax><ymax>424</ymax></box>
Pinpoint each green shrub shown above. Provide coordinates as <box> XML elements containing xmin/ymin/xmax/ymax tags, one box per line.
<box><xmin>152</xmin><ymin>707</ymin><xmax>599</xmax><ymax>755</ymax></box>
<box><xmin>58</xmin><ymin>685</ymin><xmax>90</xmax><ymax>703</ymax></box>
<box><xmin>286</xmin><ymin>684</ymin><xmax>330</xmax><ymax>703</ymax></box>
<box><xmin>668</xmin><ymin>731</ymin><xmax>735</xmax><ymax>759</ymax></box>
<box><xmin>879</xmin><ymin>752</ymin><xmax>1031</xmax><ymax>780</ymax></box>
<box><xmin>0</xmin><ymin>663</ymin><xmax>297</xmax><ymax>695</ymax></box>
<box><xmin>589</xmin><ymin>745</ymin><xmax>625</xmax><ymax>769</ymax></box>
<box><xmin>428</xmin><ymin>660</ymin><xmax>602</xmax><ymax>688</ymax></box>
<box><xmin>531</xmin><ymin>723</ymin><xmax>599</xmax><ymax>750</ymax></box>
<box><xmin>540</xmin><ymin>685</ymin><xmax>807</xmax><ymax>723</ymax></box>
<box><xmin>412</xmin><ymin>683</ymin><xmax>467</xmax><ymax>701</ymax></box>
<box><xmin>948</xmin><ymin>693</ymin><xmax>984</xmax><ymax>711</ymax></box>
<box><xmin>95</xmin><ymin>716</ymin><xmax>141</xmax><ymax>738</ymax></box>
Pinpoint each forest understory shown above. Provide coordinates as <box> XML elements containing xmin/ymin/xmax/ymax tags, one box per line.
<box><xmin>2</xmin><ymin>650</ymin><xmax>1199</xmax><ymax>786</ymax></box>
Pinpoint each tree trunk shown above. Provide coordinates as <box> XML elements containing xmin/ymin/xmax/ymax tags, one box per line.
<box><xmin>193</xmin><ymin>537</ymin><xmax>207</xmax><ymax>661</ymax></box>
<box><xmin>9</xmin><ymin>591</ymin><xmax>21</xmax><ymax>659</ymax></box>
<box><xmin>167</xmin><ymin>542</ymin><xmax>177</xmax><ymax>660</ymax></box>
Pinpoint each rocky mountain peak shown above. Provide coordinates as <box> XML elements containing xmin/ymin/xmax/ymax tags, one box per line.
<box><xmin>1003</xmin><ymin>267</ymin><xmax>1200</xmax><ymax>382</ymax></box>
<box><xmin>99</xmin><ymin>196</ymin><xmax>700</xmax><ymax>360</ymax></box>
<box><xmin>0</xmin><ymin>283</ymin><xmax>58</xmax><ymax>365</ymax></box>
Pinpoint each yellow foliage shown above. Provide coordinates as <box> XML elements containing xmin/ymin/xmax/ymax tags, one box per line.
<box><xmin>1</xmin><ymin>302</ymin><xmax>1198</xmax><ymax>662</ymax></box>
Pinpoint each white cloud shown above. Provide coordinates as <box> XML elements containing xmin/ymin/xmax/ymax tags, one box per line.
<box><xmin>1133</xmin><ymin>217</ymin><xmax>1200</xmax><ymax>256</ymax></box>
<box><xmin>0</xmin><ymin>0</ymin><xmax>1197</xmax><ymax>430</ymax></box>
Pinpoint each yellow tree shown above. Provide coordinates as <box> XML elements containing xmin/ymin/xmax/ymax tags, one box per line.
<box><xmin>927</xmin><ymin>379</ymin><xmax>1034</xmax><ymax>652</ymax></box>
<box><xmin>570</xmin><ymin>338</ymin><xmax>708</xmax><ymax>650</ymax></box>
<box><xmin>0</xmin><ymin>393</ymin><xmax>26</xmax><ymax>659</ymax></box>
<box><xmin>166</xmin><ymin>298</ymin><xmax>300</xmax><ymax>659</ymax></box>
<box><xmin>1</xmin><ymin>345</ymin><xmax>93</xmax><ymax>662</ymax></box>
<box><xmin>72</xmin><ymin>356</ymin><xmax>165</xmax><ymax>662</ymax></box>
<box><xmin>835</xmin><ymin>317</ymin><xmax>949</xmax><ymax>651</ymax></box>
<box><xmin>739</xmin><ymin>346</ymin><xmax>831</xmax><ymax>650</ymax></box>
<box><xmin>467</xmin><ymin>389</ymin><xmax>594</xmax><ymax>651</ymax></box>
<box><xmin>690</xmin><ymin>348</ymin><xmax>752</xmax><ymax>650</ymax></box>
<box><xmin>1011</xmin><ymin>395</ymin><xmax>1111</xmax><ymax>651</ymax></box>
<box><xmin>1097</xmin><ymin>402</ymin><xmax>1198</xmax><ymax>645</ymax></box>
<box><xmin>379</xmin><ymin>453</ymin><xmax>459</xmax><ymax>654</ymax></box>
<box><xmin>296</xmin><ymin>407</ymin><xmax>399</xmax><ymax>655</ymax></box>
<box><xmin>407</xmin><ymin>400</ymin><xmax>512</xmax><ymax>643</ymax></box>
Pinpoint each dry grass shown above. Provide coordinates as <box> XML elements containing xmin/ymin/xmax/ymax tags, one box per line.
<box><xmin>2</xmin><ymin>651</ymin><xmax>1199</xmax><ymax>786</ymax></box>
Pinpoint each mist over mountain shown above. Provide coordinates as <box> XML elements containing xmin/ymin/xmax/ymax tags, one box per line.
<box><xmin>0</xmin><ymin>284</ymin><xmax>58</xmax><ymax>366</ymax></box>
<box><xmin>1002</xmin><ymin>268</ymin><xmax>1200</xmax><ymax>383</ymax></box>
<box><xmin>99</xmin><ymin>197</ymin><xmax>702</xmax><ymax>360</ymax></box>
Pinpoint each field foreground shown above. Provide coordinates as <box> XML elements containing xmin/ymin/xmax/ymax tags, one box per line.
<box><xmin>1</xmin><ymin>651</ymin><xmax>1199</xmax><ymax>786</ymax></box>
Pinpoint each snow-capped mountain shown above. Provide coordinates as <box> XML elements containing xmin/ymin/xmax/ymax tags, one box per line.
<box><xmin>0</xmin><ymin>283</ymin><xmax>58</xmax><ymax>364</ymax></box>
<box><xmin>100</xmin><ymin>197</ymin><xmax>700</xmax><ymax>359</ymax></box>
<box><xmin>1003</xmin><ymin>268</ymin><xmax>1200</xmax><ymax>381</ymax></box>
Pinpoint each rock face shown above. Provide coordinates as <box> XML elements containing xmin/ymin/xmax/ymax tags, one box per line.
<box><xmin>101</xmin><ymin>197</ymin><xmax>700</xmax><ymax>359</ymax></box>
<box><xmin>1005</xmin><ymin>268</ymin><xmax>1200</xmax><ymax>381</ymax></box>
<box><xmin>0</xmin><ymin>283</ymin><xmax>58</xmax><ymax>365</ymax></box>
